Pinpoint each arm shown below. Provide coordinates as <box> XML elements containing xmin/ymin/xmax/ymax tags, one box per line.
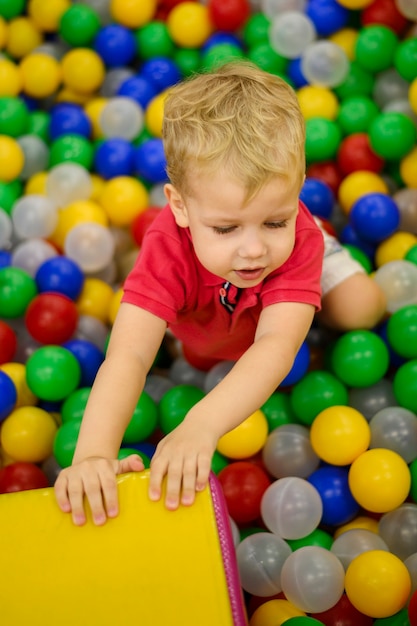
<box><xmin>54</xmin><ymin>302</ymin><xmax>167</xmax><ymax>525</ymax></box>
<box><xmin>149</xmin><ymin>301</ymin><xmax>315</xmax><ymax>510</ymax></box>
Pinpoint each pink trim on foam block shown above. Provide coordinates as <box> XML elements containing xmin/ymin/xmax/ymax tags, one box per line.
<box><xmin>209</xmin><ymin>473</ymin><xmax>248</xmax><ymax>626</ymax></box>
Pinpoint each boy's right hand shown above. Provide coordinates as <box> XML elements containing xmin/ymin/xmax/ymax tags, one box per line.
<box><xmin>54</xmin><ymin>454</ymin><xmax>144</xmax><ymax>526</ymax></box>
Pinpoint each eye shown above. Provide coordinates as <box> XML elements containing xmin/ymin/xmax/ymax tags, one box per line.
<box><xmin>265</xmin><ymin>220</ymin><xmax>288</xmax><ymax>229</ymax></box>
<box><xmin>212</xmin><ymin>226</ymin><xmax>236</xmax><ymax>235</ymax></box>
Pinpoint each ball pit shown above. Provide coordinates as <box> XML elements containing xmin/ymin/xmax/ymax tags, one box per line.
<box><xmin>0</xmin><ymin>0</ymin><xmax>417</xmax><ymax>622</ymax></box>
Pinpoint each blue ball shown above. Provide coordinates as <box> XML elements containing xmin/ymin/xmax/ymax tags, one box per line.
<box><xmin>349</xmin><ymin>193</ymin><xmax>401</xmax><ymax>243</ymax></box>
<box><xmin>35</xmin><ymin>256</ymin><xmax>84</xmax><ymax>300</ymax></box>
<box><xmin>306</xmin><ymin>0</ymin><xmax>349</xmax><ymax>37</ymax></box>
<box><xmin>281</xmin><ymin>341</ymin><xmax>310</xmax><ymax>387</ymax></box>
<box><xmin>308</xmin><ymin>465</ymin><xmax>360</xmax><ymax>526</ymax></box>
<box><xmin>135</xmin><ymin>138</ymin><xmax>168</xmax><ymax>184</ymax></box>
<box><xmin>94</xmin><ymin>138</ymin><xmax>136</xmax><ymax>179</ymax></box>
<box><xmin>202</xmin><ymin>32</ymin><xmax>244</xmax><ymax>53</ymax></box>
<box><xmin>339</xmin><ymin>223</ymin><xmax>376</xmax><ymax>259</ymax></box>
<box><xmin>0</xmin><ymin>370</ymin><xmax>17</xmax><ymax>422</ymax></box>
<box><xmin>300</xmin><ymin>177</ymin><xmax>335</xmax><ymax>220</ymax></box>
<box><xmin>141</xmin><ymin>57</ymin><xmax>182</xmax><ymax>92</ymax></box>
<box><xmin>117</xmin><ymin>74</ymin><xmax>157</xmax><ymax>109</ymax></box>
<box><xmin>287</xmin><ymin>58</ymin><xmax>309</xmax><ymax>88</ymax></box>
<box><xmin>0</xmin><ymin>250</ymin><xmax>11</xmax><ymax>269</ymax></box>
<box><xmin>49</xmin><ymin>103</ymin><xmax>92</xmax><ymax>141</ymax></box>
<box><xmin>93</xmin><ymin>24</ymin><xmax>136</xmax><ymax>67</ymax></box>
<box><xmin>63</xmin><ymin>339</ymin><xmax>104</xmax><ymax>387</ymax></box>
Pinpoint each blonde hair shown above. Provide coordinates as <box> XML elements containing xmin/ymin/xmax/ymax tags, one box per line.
<box><xmin>162</xmin><ymin>62</ymin><xmax>306</xmax><ymax>203</ymax></box>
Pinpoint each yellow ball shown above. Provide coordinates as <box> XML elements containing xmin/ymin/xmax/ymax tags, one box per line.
<box><xmin>76</xmin><ymin>278</ymin><xmax>114</xmax><ymax>324</ymax></box>
<box><xmin>409</xmin><ymin>78</ymin><xmax>417</xmax><ymax>116</ymax></box>
<box><xmin>336</xmin><ymin>0</ymin><xmax>373</xmax><ymax>7</ymax></box>
<box><xmin>167</xmin><ymin>2</ymin><xmax>213</xmax><ymax>48</ymax></box>
<box><xmin>61</xmin><ymin>48</ymin><xmax>105</xmax><ymax>94</ymax></box>
<box><xmin>345</xmin><ymin>550</ymin><xmax>411</xmax><ymax>618</ymax></box>
<box><xmin>333</xmin><ymin>515</ymin><xmax>380</xmax><ymax>539</ymax></box>
<box><xmin>0</xmin><ymin>16</ymin><xmax>8</xmax><ymax>50</ymax></box>
<box><xmin>110</xmin><ymin>0</ymin><xmax>157</xmax><ymax>28</ymax></box>
<box><xmin>99</xmin><ymin>176</ymin><xmax>149</xmax><ymax>226</ymax></box>
<box><xmin>297</xmin><ymin>85</ymin><xmax>339</xmax><ymax>120</ymax></box>
<box><xmin>89</xmin><ymin>173</ymin><xmax>105</xmax><ymax>201</ymax></box>
<box><xmin>6</xmin><ymin>17</ymin><xmax>43</xmax><ymax>59</ymax></box>
<box><xmin>249</xmin><ymin>599</ymin><xmax>305</xmax><ymax>626</ymax></box>
<box><xmin>329</xmin><ymin>28</ymin><xmax>358</xmax><ymax>60</ymax></box>
<box><xmin>145</xmin><ymin>90</ymin><xmax>169</xmax><ymax>138</ymax></box>
<box><xmin>0</xmin><ymin>58</ymin><xmax>21</xmax><ymax>96</ymax></box>
<box><xmin>310</xmin><ymin>405</ymin><xmax>371</xmax><ymax>465</ymax></box>
<box><xmin>0</xmin><ymin>363</ymin><xmax>37</xmax><ymax>408</ymax></box>
<box><xmin>108</xmin><ymin>287</ymin><xmax>123</xmax><ymax>326</ymax></box>
<box><xmin>0</xmin><ymin>136</ymin><xmax>24</xmax><ymax>182</ymax></box>
<box><xmin>50</xmin><ymin>199</ymin><xmax>108</xmax><ymax>250</ymax></box>
<box><xmin>0</xmin><ymin>406</ymin><xmax>57</xmax><ymax>463</ymax></box>
<box><xmin>375</xmin><ymin>231</ymin><xmax>417</xmax><ymax>267</ymax></box>
<box><xmin>55</xmin><ymin>87</ymin><xmax>92</xmax><ymax>106</ymax></box>
<box><xmin>84</xmin><ymin>97</ymin><xmax>108</xmax><ymax>139</ymax></box>
<box><xmin>19</xmin><ymin>53</ymin><xmax>62</xmax><ymax>98</ymax></box>
<box><xmin>217</xmin><ymin>409</ymin><xmax>268</xmax><ymax>459</ymax></box>
<box><xmin>27</xmin><ymin>0</ymin><xmax>70</xmax><ymax>32</ymax></box>
<box><xmin>348</xmin><ymin>448</ymin><xmax>411</xmax><ymax>513</ymax></box>
<box><xmin>25</xmin><ymin>171</ymin><xmax>48</xmax><ymax>195</ymax></box>
<box><xmin>400</xmin><ymin>146</ymin><xmax>417</xmax><ymax>188</ymax></box>
<box><xmin>338</xmin><ymin>170</ymin><xmax>389</xmax><ymax>214</ymax></box>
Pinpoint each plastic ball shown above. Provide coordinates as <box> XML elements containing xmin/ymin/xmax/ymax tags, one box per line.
<box><xmin>52</xmin><ymin>417</ymin><xmax>82</xmax><ymax>468</ymax></box>
<box><xmin>310</xmin><ymin>405</ymin><xmax>370</xmax><ymax>465</ymax></box>
<box><xmin>313</xmin><ymin>593</ymin><xmax>374</xmax><ymax>626</ymax></box>
<box><xmin>19</xmin><ymin>52</ymin><xmax>61</xmax><ymax>99</ymax></box>
<box><xmin>297</xmin><ymin>85</ymin><xmax>339</xmax><ymax>121</ymax></box>
<box><xmin>0</xmin><ymin>135</ymin><xmax>24</xmax><ymax>181</ymax></box>
<box><xmin>76</xmin><ymin>277</ymin><xmax>114</xmax><ymax>323</ymax></box>
<box><xmin>218</xmin><ymin>461</ymin><xmax>272</xmax><ymax>524</ymax></box>
<box><xmin>337</xmin><ymin>95</ymin><xmax>379</xmax><ymax>135</ymax></box>
<box><xmin>280</xmin><ymin>546</ymin><xmax>345</xmax><ymax>613</ymax></box>
<box><xmin>130</xmin><ymin>206</ymin><xmax>161</xmax><ymax>246</ymax></box>
<box><xmin>261</xmin><ymin>476</ymin><xmax>323</xmax><ymax>539</ymax></box>
<box><xmin>345</xmin><ymin>550</ymin><xmax>411</xmax><ymax>618</ymax></box>
<box><xmin>17</xmin><ymin>134</ymin><xmax>49</xmax><ymax>181</ymax></box>
<box><xmin>117</xmin><ymin>75</ymin><xmax>157</xmax><ymax>111</ymax></box>
<box><xmin>135</xmin><ymin>138</ymin><xmax>168</xmax><ymax>184</ymax></box>
<box><xmin>0</xmin><ymin>266</ymin><xmax>37</xmax><ymax>318</ymax></box>
<box><xmin>11</xmin><ymin>194</ymin><xmax>57</xmax><ymax>240</ymax></box>
<box><xmin>290</xmin><ymin>369</ymin><xmax>348</xmax><ymax>426</ymax></box>
<box><xmin>0</xmin><ymin>320</ymin><xmax>17</xmax><ymax>364</ymax></box>
<box><xmin>300</xmin><ymin>177</ymin><xmax>334</xmax><ymax>219</ymax></box>
<box><xmin>262</xmin><ymin>424</ymin><xmax>320</xmax><ymax>479</ymax></box>
<box><xmin>5</xmin><ymin>16</ymin><xmax>42</xmax><ymax>59</ymax></box>
<box><xmin>99</xmin><ymin>97</ymin><xmax>143</xmax><ymax>141</ymax></box>
<box><xmin>337</xmin><ymin>170</ymin><xmax>388</xmax><ymax>214</ymax></box>
<box><xmin>61</xmin><ymin>47</ymin><xmax>105</xmax><ymax>94</ymax></box>
<box><xmin>379</xmin><ymin>503</ymin><xmax>417</xmax><ymax>561</ymax></box>
<box><xmin>301</xmin><ymin>40</ymin><xmax>349</xmax><ymax>88</ymax></box>
<box><xmin>144</xmin><ymin>90</ymin><xmax>167</xmax><ymax>138</ymax></box>
<box><xmin>158</xmin><ymin>384</ymin><xmax>205</xmax><ymax>434</ymax></box>
<box><xmin>331</xmin><ymin>330</ymin><xmax>390</xmax><ymax>388</ymax></box>
<box><xmin>348</xmin><ymin>448</ymin><xmax>411</xmax><ymax>513</ymax></box>
<box><xmin>61</xmin><ymin>387</ymin><xmax>90</xmax><ymax>423</ymax></box>
<box><xmin>35</xmin><ymin>256</ymin><xmax>84</xmax><ymax>301</ymax></box>
<box><xmin>93</xmin><ymin>23</ymin><xmax>136</xmax><ymax>68</ymax></box>
<box><xmin>0</xmin><ymin>369</ymin><xmax>16</xmax><ymax>422</ymax></box>
<box><xmin>393</xmin><ymin>359</ymin><xmax>417</xmax><ymax>413</ymax></box>
<box><xmin>280</xmin><ymin>341</ymin><xmax>310</xmax><ymax>387</ymax></box>
<box><xmin>48</xmin><ymin>133</ymin><xmax>94</xmax><ymax>170</ymax></box>
<box><xmin>249</xmin><ymin>598</ymin><xmax>306</xmax><ymax>626</ymax></box>
<box><xmin>236</xmin><ymin>532</ymin><xmax>291</xmax><ymax>597</ymax></box>
<box><xmin>93</xmin><ymin>137</ymin><xmax>135</xmax><ymax>179</ymax></box>
<box><xmin>167</xmin><ymin>2</ymin><xmax>213</xmax><ymax>48</ymax></box>
<box><xmin>99</xmin><ymin>177</ymin><xmax>148</xmax><ymax>228</ymax></box>
<box><xmin>348</xmin><ymin>378</ymin><xmax>397</xmax><ymax>422</ymax></box>
<box><xmin>0</xmin><ymin>207</ymin><xmax>12</xmax><ymax>248</ymax></box>
<box><xmin>49</xmin><ymin>103</ymin><xmax>92</xmax><ymax>141</ymax></box>
<box><xmin>374</xmin><ymin>260</ymin><xmax>417</xmax><ymax>312</ymax></box>
<box><xmin>0</xmin><ymin>461</ymin><xmax>49</xmax><ymax>493</ymax></box>
<box><xmin>217</xmin><ymin>409</ymin><xmax>268</xmax><ymax>459</ymax></box>
<box><xmin>64</xmin><ymin>222</ymin><xmax>115</xmax><ymax>273</ymax></box>
<box><xmin>122</xmin><ymin>391</ymin><xmax>158</xmax><ymax>444</ymax></box>
<box><xmin>11</xmin><ymin>238</ymin><xmax>57</xmax><ymax>278</ymax></box>
<box><xmin>337</xmin><ymin>133</ymin><xmax>384</xmax><ymax>176</ymax></box>
<box><xmin>305</xmin><ymin>117</ymin><xmax>342</xmax><ymax>163</ymax></box>
<box><xmin>369</xmin><ymin>112</ymin><xmax>416</xmax><ymax>160</ymax></box>
<box><xmin>1</xmin><ymin>405</ymin><xmax>57</xmax><ymax>463</ymax></box>
<box><xmin>331</xmin><ymin>529</ymin><xmax>389</xmax><ymax>570</ymax></box>
<box><xmin>46</xmin><ymin>162</ymin><xmax>92</xmax><ymax>208</ymax></box>
<box><xmin>0</xmin><ymin>57</ymin><xmax>22</xmax><ymax>97</ymax></box>
<box><xmin>269</xmin><ymin>11</ymin><xmax>316</xmax><ymax>59</ymax></box>
<box><xmin>25</xmin><ymin>292</ymin><xmax>78</xmax><ymax>345</ymax></box>
<box><xmin>349</xmin><ymin>193</ymin><xmax>400</xmax><ymax>243</ymax></box>
<box><xmin>308</xmin><ymin>465</ymin><xmax>360</xmax><ymax>526</ymax></box>
<box><xmin>400</xmin><ymin>146</ymin><xmax>417</xmax><ymax>188</ymax></box>
<box><xmin>58</xmin><ymin>3</ymin><xmax>101</xmax><ymax>47</ymax></box>
<box><xmin>355</xmin><ymin>24</ymin><xmax>399</xmax><ymax>74</ymax></box>
<box><xmin>26</xmin><ymin>345</ymin><xmax>81</xmax><ymax>402</ymax></box>
<box><xmin>387</xmin><ymin>304</ymin><xmax>417</xmax><ymax>359</ymax></box>
<box><xmin>110</xmin><ymin>0</ymin><xmax>157</xmax><ymax>28</ymax></box>
<box><xmin>393</xmin><ymin>188</ymin><xmax>417</xmax><ymax>233</ymax></box>
<box><xmin>134</xmin><ymin>21</ymin><xmax>175</xmax><ymax>59</ymax></box>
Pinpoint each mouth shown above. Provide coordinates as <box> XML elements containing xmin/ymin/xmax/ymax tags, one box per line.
<box><xmin>234</xmin><ymin>267</ymin><xmax>265</xmax><ymax>281</ymax></box>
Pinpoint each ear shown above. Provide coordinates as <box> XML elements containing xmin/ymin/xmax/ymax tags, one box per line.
<box><xmin>164</xmin><ymin>184</ymin><xmax>189</xmax><ymax>228</ymax></box>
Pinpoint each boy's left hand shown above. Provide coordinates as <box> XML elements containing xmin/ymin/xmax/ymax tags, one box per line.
<box><xmin>148</xmin><ymin>419</ymin><xmax>217</xmax><ymax>510</ymax></box>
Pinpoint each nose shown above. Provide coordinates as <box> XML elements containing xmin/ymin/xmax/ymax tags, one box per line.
<box><xmin>238</xmin><ymin>228</ymin><xmax>266</xmax><ymax>260</ymax></box>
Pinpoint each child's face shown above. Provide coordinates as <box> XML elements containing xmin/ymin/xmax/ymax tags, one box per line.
<box><xmin>165</xmin><ymin>171</ymin><xmax>300</xmax><ymax>288</ymax></box>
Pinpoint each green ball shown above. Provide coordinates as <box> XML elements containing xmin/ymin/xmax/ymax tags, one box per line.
<box><xmin>373</xmin><ymin>608</ymin><xmax>411</xmax><ymax>626</ymax></box>
<box><xmin>242</xmin><ymin>12</ymin><xmax>270</xmax><ymax>48</ymax></box>
<box><xmin>118</xmin><ymin>447</ymin><xmax>150</xmax><ymax>468</ymax></box>
<box><xmin>405</xmin><ymin>244</ymin><xmax>417</xmax><ymax>266</ymax></box>
<box><xmin>283</xmin><ymin>618</ymin><xmax>325</xmax><ymax>626</ymax></box>
<box><xmin>0</xmin><ymin>96</ymin><xmax>29</xmax><ymax>137</ymax></box>
<box><xmin>49</xmin><ymin>134</ymin><xmax>94</xmax><ymax>170</ymax></box>
<box><xmin>261</xmin><ymin>392</ymin><xmax>298</xmax><ymax>430</ymax></box>
<box><xmin>0</xmin><ymin>0</ymin><xmax>25</xmax><ymax>19</ymax></box>
<box><xmin>343</xmin><ymin>244</ymin><xmax>373</xmax><ymax>273</ymax></box>
<box><xmin>410</xmin><ymin>457</ymin><xmax>417</xmax><ymax>504</ymax></box>
<box><xmin>159</xmin><ymin>385</ymin><xmax>205</xmax><ymax>434</ymax></box>
<box><xmin>333</xmin><ymin>61</ymin><xmax>374</xmax><ymax>100</ymax></box>
<box><xmin>369</xmin><ymin>112</ymin><xmax>417</xmax><ymax>160</ymax></box>
<box><xmin>393</xmin><ymin>359</ymin><xmax>417</xmax><ymax>413</ymax></box>
<box><xmin>27</xmin><ymin>111</ymin><xmax>50</xmax><ymax>143</ymax></box>
<box><xmin>355</xmin><ymin>25</ymin><xmax>399</xmax><ymax>74</ymax></box>
<box><xmin>61</xmin><ymin>387</ymin><xmax>92</xmax><ymax>423</ymax></box>
<box><xmin>135</xmin><ymin>21</ymin><xmax>175</xmax><ymax>59</ymax></box>
<box><xmin>123</xmin><ymin>391</ymin><xmax>158</xmax><ymax>444</ymax></box>
<box><xmin>286</xmin><ymin>528</ymin><xmax>333</xmax><ymax>552</ymax></box>
<box><xmin>336</xmin><ymin>96</ymin><xmax>379</xmax><ymax>135</ymax></box>
<box><xmin>0</xmin><ymin>179</ymin><xmax>22</xmax><ymax>214</ymax></box>
<box><xmin>387</xmin><ymin>305</ymin><xmax>417</xmax><ymax>359</ymax></box>
<box><xmin>173</xmin><ymin>48</ymin><xmax>201</xmax><ymax>77</ymax></box>
<box><xmin>290</xmin><ymin>370</ymin><xmax>348</xmax><ymax>426</ymax></box>
<box><xmin>331</xmin><ymin>330</ymin><xmax>390</xmax><ymax>388</ymax></box>
<box><xmin>211</xmin><ymin>450</ymin><xmax>229</xmax><ymax>474</ymax></box>
<box><xmin>0</xmin><ymin>267</ymin><xmax>37</xmax><ymax>317</ymax></box>
<box><xmin>59</xmin><ymin>4</ymin><xmax>101</xmax><ymax>47</ymax></box>
<box><xmin>247</xmin><ymin>42</ymin><xmax>287</xmax><ymax>76</ymax></box>
<box><xmin>201</xmin><ymin>43</ymin><xmax>244</xmax><ymax>72</ymax></box>
<box><xmin>305</xmin><ymin>117</ymin><xmax>342</xmax><ymax>163</ymax></box>
<box><xmin>394</xmin><ymin>38</ymin><xmax>417</xmax><ymax>82</ymax></box>
<box><xmin>53</xmin><ymin>418</ymin><xmax>82</xmax><ymax>468</ymax></box>
<box><xmin>239</xmin><ymin>526</ymin><xmax>265</xmax><ymax>541</ymax></box>
<box><xmin>26</xmin><ymin>346</ymin><xmax>81</xmax><ymax>402</ymax></box>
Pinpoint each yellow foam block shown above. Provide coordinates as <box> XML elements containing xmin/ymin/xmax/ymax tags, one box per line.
<box><xmin>0</xmin><ymin>471</ymin><xmax>247</xmax><ymax>626</ymax></box>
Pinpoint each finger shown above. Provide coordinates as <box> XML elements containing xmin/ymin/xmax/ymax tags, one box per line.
<box><xmin>117</xmin><ymin>454</ymin><xmax>144</xmax><ymax>474</ymax></box>
<box><xmin>82</xmin><ymin>474</ymin><xmax>109</xmax><ymax>526</ymax></box>
<box><xmin>54</xmin><ymin>472</ymin><xmax>72</xmax><ymax>514</ymax></box>
<box><xmin>148</xmin><ymin>454</ymin><xmax>169</xmax><ymax>502</ymax></box>
<box><xmin>164</xmin><ymin>459</ymin><xmax>184</xmax><ymax>511</ymax></box>
<box><xmin>98</xmin><ymin>470</ymin><xmax>120</xmax><ymax>520</ymax></box>
<box><xmin>180</xmin><ymin>456</ymin><xmax>197</xmax><ymax>506</ymax></box>
<box><xmin>67</xmin><ymin>479</ymin><xmax>88</xmax><ymax>526</ymax></box>
<box><xmin>196</xmin><ymin>454</ymin><xmax>212</xmax><ymax>492</ymax></box>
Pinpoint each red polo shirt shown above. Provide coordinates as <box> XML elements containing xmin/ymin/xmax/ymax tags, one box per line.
<box><xmin>122</xmin><ymin>202</ymin><xmax>323</xmax><ymax>370</ymax></box>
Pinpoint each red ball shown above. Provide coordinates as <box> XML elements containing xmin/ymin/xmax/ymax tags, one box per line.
<box><xmin>361</xmin><ymin>0</ymin><xmax>409</xmax><ymax>35</ymax></box>
<box><xmin>0</xmin><ymin>462</ymin><xmax>49</xmax><ymax>493</ymax></box>
<box><xmin>337</xmin><ymin>133</ymin><xmax>385</xmax><ymax>175</ymax></box>
<box><xmin>218</xmin><ymin>461</ymin><xmax>271</xmax><ymax>525</ymax></box>
<box><xmin>313</xmin><ymin>593</ymin><xmax>373</xmax><ymax>626</ymax></box>
<box><xmin>208</xmin><ymin>0</ymin><xmax>251</xmax><ymax>31</ymax></box>
<box><xmin>25</xmin><ymin>292</ymin><xmax>78</xmax><ymax>344</ymax></box>
<box><xmin>409</xmin><ymin>589</ymin><xmax>417</xmax><ymax>626</ymax></box>
<box><xmin>306</xmin><ymin>161</ymin><xmax>343</xmax><ymax>195</ymax></box>
<box><xmin>0</xmin><ymin>320</ymin><xmax>17</xmax><ymax>364</ymax></box>
<box><xmin>130</xmin><ymin>206</ymin><xmax>161</xmax><ymax>247</ymax></box>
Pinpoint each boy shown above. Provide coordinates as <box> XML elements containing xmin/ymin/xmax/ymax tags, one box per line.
<box><xmin>54</xmin><ymin>62</ymin><xmax>383</xmax><ymax>526</ymax></box>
